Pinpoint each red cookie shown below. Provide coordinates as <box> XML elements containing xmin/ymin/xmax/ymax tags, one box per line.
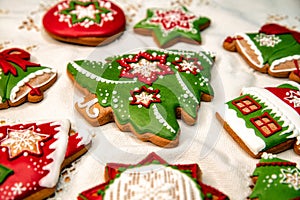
<box><xmin>0</xmin><ymin>119</ymin><xmax>91</xmax><ymax>200</ymax></box>
<box><xmin>42</xmin><ymin>0</ymin><xmax>126</xmax><ymax>46</ymax></box>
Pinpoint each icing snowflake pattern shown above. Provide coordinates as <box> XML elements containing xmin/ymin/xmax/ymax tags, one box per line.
<box><xmin>0</xmin><ymin>127</ymin><xmax>50</xmax><ymax>159</ymax></box>
<box><xmin>284</xmin><ymin>90</ymin><xmax>300</xmax><ymax>108</ymax></box>
<box><xmin>149</xmin><ymin>8</ymin><xmax>197</xmax><ymax>33</ymax></box>
<box><xmin>172</xmin><ymin>56</ymin><xmax>203</xmax><ymax>75</ymax></box>
<box><xmin>11</xmin><ymin>182</ymin><xmax>27</xmax><ymax>195</ymax></box>
<box><xmin>254</xmin><ymin>33</ymin><xmax>281</xmax><ymax>47</ymax></box>
<box><xmin>280</xmin><ymin>168</ymin><xmax>300</xmax><ymax>190</ymax></box>
<box><xmin>130</xmin><ymin>86</ymin><xmax>161</xmax><ymax>108</ymax></box>
<box><xmin>56</xmin><ymin>0</ymin><xmax>115</xmax><ymax>28</ymax></box>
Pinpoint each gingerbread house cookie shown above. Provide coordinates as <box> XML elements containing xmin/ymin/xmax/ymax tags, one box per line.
<box><xmin>0</xmin><ymin>119</ymin><xmax>91</xmax><ymax>200</ymax></box>
<box><xmin>216</xmin><ymin>81</ymin><xmax>300</xmax><ymax>158</ymax></box>
<box><xmin>249</xmin><ymin>153</ymin><xmax>300</xmax><ymax>200</ymax></box>
<box><xmin>0</xmin><ymin>48</ymin><xmax>57</xmax><ymax>109</ymax></box>
<box><xmin>67</xmin><ymin>49</ymin><xmax>215</xmax><ymax>147</ymax></box>
<box><xmin>78</xmin><ymin>152</ymin><xmax>229</xmax><ymax>200</ymax></box>
<box><xmin>134</xmin><ymin>7</ymin><xmax>210</xmax><ymax>48</ymax></box>
<box><xmin>43</xmin><ymin>0</ymin><xmax>126</xmax><ymax>46</ymax></box>
<box><xmin>223</xmin><ymin>23</ymin><xmax>300</xmax><ymax>83</ymax></box>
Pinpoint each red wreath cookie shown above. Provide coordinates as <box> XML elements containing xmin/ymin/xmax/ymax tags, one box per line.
<box><xmin>78</xmin><ymin>152</ymin><xmax>229</xmax><ymax>200</ymax></box>
<box><xmin>223</xmin><ymin>23</ymin><xmax>300</xmax><ymax>83</ymax></box>
<box><xmin>0</xmin><ymin>48</ymin><xmax>57</xmax><ymax>109</ymax></box>
<box><xmin>0</xmin><ymin>119</ymin><xmax>91</xmax><ymax>200</ymax></box>
<box><xmin>43</xmin><ymin>0</ymin><xmax>126</xmax><ymax>46</ymax></box>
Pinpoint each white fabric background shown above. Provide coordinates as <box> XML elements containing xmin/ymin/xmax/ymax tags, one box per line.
<box><xmin>0</xmin><ymin>0</ymin><xmax>299</xmax><ymax>199</ymax></box>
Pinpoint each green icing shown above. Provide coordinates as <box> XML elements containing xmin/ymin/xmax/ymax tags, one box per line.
<box><xmin>68</xmin><ymin>49</ymin><xmax>214</xmax><ymax>141</ymax></box>
<box><xmin>227</xmin><ymin>94</ymin><xmax>293</xmax><ymax>151</ymax></box>
<box><xmin>247</xmin><ymin>33</ymin><xmax>300</xmax><ymax>66</ymax></box>
<box><xmin>134</xmin><ymin>7</ymin><xmax>210</xmax><ymax>47</ymax></box>
<box><xmin>0</xmin><ymin>164</ymin><xmax>13</xmax><ymax>184</ymax></box>
<box><xmin>0</xmin><ymin>63</ymin><xmax>52</xmax><ymax>102</ymax></box>
<box><xmin>249</xmin><ymin>157</ymin><xmax>300</xmax><ymax>200</ymax></box>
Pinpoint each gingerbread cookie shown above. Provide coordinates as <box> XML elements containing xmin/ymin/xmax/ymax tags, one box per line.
<box><xmin>216</xmin><ymin>81</ymin><xmax>300</xmax><ymax>158</ymax></box>
<box><xmin>134</xmin><ymin>6</ymin><xmax>210</xmax><ymax>48</ymax></box>
<box><xmin>223</xmin><ymin>23</ymin><xmax>300</xmax><ymax>83</ymax></box>
<box><xmin>67</xmin><ymin>49</ymin><xmax>215</xmax><ymax>147</ymax></box>
<box><xmin>0</xmin><ymin>119</ymin><xmax>91</xmax><ymax>200</ymax></box>
<box><xmin>0</xmin><ymin>48</ymin><xmax>57</xmax><ymax>109</ymax></box>
<box><xmin>43</xmin><ymin>0</ymin><xmax>126</xmax><ymax>46</ymax></box>
<box><xmin>78</xmin><ymin>152</ymin><xmax>229</xmax><ymax>200</ymax></box>
<box><xmin>249</xmin><ymin>153</ymin><xmax>300</xmax><ymax>200</ymax></box>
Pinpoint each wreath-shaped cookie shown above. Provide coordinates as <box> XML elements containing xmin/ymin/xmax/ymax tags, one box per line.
<box><xmin>67</xmin><ymin>49</ymin><xmax>215</xmax><ymax>147</ymax></box>
<box><xmin>223</xmin><ymin>23</ymin><xmax>300</xmax><ymax>83</ymax></box>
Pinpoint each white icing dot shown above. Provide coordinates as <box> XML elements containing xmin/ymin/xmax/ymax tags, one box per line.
<box><xmin>138</xmin><ymin>105</ymin><xmax>142</xmax><ymax>108</ymax></box>
<box><xmin>183</xmin><ymin>94</ymin><xmax>188</xmax><ymax>99</ymax></box>
<box><xmin>102</xmin><ymin>99</ymin><xmax>107</xmax><ymax>104</ymax></box>
<box><xmin>271</xmin><ymin>174</ymin><xmax>277</xmax><ymax>179</ymax></box>
<box><xmin>2</xmin><ymin>148</ymin><xmax>6</xmax><ymax>152</ymax></box>
<box><xmin>23</xmin><ymin>152</ymin><xmax>28</xmax><ymax>157</ymax></box>
<box><xmin>112</xmin><ymin>91</ymin><xmax>117</xmax><ymax>95</ymax></box>
<box><xmin>268</xmin><ymin>179</ymin><xmax>273</xmax><ymax>183</ymax></box>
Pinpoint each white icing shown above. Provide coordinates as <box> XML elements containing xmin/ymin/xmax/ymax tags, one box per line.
<box><xmin>235</xmin><ymin>33</ymin><xmax>264</xmax><ymax>69</ymax></box>
<box><xmin>39</xmin><ymin>120</ymin><xmax>70</xmax><ymax>188</ymax></box>
<box><xmin>10</xmin><ymin>68</ymin><xmax>57</xmax><ymax>103</ymax></box>
<box><xmin>70</xmin><ymin>61</ymin><xmax>136</xmax><ymax>84</ymax></box>
<box><xmin>224</xmin><ymin>104</ymin><xmax>266</xmax><ymax>155</ymax></box>
<box><xmin>103</xmin><ymin>164</ymin><xmax>202</xmax><ymax>200</ymax></box>
<box><xmin>241</xmin><ymin>85</ymin><xmax>300</xmax><ymax>139</ymax></box>
<box><xmin>152</xmin><ymin>104</ymin><xmax>176</xmax><ymax>133</ymax></box>
<box><xmin>270</xmin><ymin>55</ymin><xmax>300</xmax><ymax>73</ymax></box>
<box><xmin>261</xmin><ymin>152</ymin><xmax>277</xmax><ymax>159</ymax></box>
<box><xmin>76</xmin><ymin>97</ymin><xmax>100</xmax><ymax>119</ymax></box>
<box><xmin>175</xmin><ymin>72</ymin><xmax>199</xmax><ymax>104</ymax></box>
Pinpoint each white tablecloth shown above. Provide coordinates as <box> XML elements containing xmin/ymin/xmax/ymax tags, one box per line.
<box><xmin>0</xmin><ymin>0</ymin><xmax>299</xmax><ymax>199</ymax></box>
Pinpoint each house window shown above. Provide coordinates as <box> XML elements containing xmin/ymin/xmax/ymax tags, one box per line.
<box><xmin>232</xmin><ymin>96</ymin><xmax>261</xmax><ymax>115</ymax></box>
<box><xmin>250</xmin><ymin>112</ymin><xmax>282</xmax><ymax>138</ymax></box>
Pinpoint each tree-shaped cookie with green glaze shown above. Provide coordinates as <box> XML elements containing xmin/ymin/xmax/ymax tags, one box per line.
<box><xmin>134</xmin><ymin>7</ymin><xmax>211</xmax><ymax>48</ymax></box>
<box><xmin>67</xmin><ymin>49</ymin><xmax>215</xmax><ymax>147</ymax></box>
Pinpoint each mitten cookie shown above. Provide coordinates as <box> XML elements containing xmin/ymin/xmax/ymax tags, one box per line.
<box><xmin>43</xmin><ymin>0</ymin><xmax>126</xmax><ymax>46</ymax></box>
<box><xmin>78</xmin><ymin>152</ymin><xmax>229</xmax><ymax>200</ymax></box>
<box><xmin>216</xmin><ymin>81</ymin><xmax>300</xmax><ymax>158</ymax></box>
<box><xmin>0</xmin><ymin>119</ymin><xmax>91</xmax><ymax>200</ymax></box>
<box><xmin>134</xmin><ymin>6</ymin><xmax>210</xmax><ymax>48</ymax></box>
<box><xmin>223</xmin><ymin>23</ymin><xmax>300</xmax><ymax>83</ymax></box>
<box><xmin>248</xmin><ymin>153</ymin><xmax>300</xmax><ymax>200</ymax></box>
<box><xmin>0</xmin><ymin>48</ymin><xmax>57</xmax><ymax>109</ymax></box>
<box><xmin>67</xmin><ymin>49</ymin><xmax>215</xmax><ymax>147</ymax></box>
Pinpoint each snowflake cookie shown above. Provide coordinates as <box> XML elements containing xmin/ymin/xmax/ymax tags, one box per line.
<box><xmin>78</xmin><ymin>152</ymin><xmax>229</xmax><ymax>200</ymax></box>
<box><xmin>0</xmin><ymin>48</ymin><xmax>57</xmax><ymax>109</ymax></box>
<box><xmin>249</xmin><ymin>153</ymin><xmax>300</xmax><ymax>200</ymax></box>
<box><xmin>0</xmin><ymin>119</ymin><xmax>91</xmax><ymax>200</ymax></box>
<box><xmin>223</xmin><ymin>23</ymin><xmax>300</xmax><ymax>83</ymax></box>
<box><xmin>43</xmin><ymin>0</ymin><xmax>126</xmax><ymax>46</ymax></box>
<box><xmin>134</xmin><ymin>6</ymin><xmax>211</xmax><ymax>48</ymax></box>
<box><xmin>216</xmin><ymin>81</ymin><xmax>300</xmax><ymax>158</ymax></box>
<box><xmin>67</xmin><ymin>49</ymin><xmax>215</xmax><ymax>147</ymax></box>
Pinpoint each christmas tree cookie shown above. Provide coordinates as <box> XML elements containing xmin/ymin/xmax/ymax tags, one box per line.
<box><xmin>134</xmin><ymin>7</ymin><xmax>211</xmax><ymax>48</ymax></box>
<box><xmin>216</xmin><ymin>81</ymin><xmax>300</xmax><ymax>158</ymax></box>
<box><xmin>0</xmin><ymin>48</ymin><xmax>57</xmax><ymax>109</ymax></box>
<box><xmin>249</xmin><ymin>153</ymin><xmax>300</xmax><ymax>200</ymax></box>
<box><xmin>43</xmin><ymin>0</ymin><xmax>126</xmax><ymax>46</ymax></box>
<box><xmin>67</xmin><ymin>49</ymin><xmax>215</xmax><ymax>147</ymax></box>
<box><xmin>78</xmin><ymin>152</ymin><xmax>229</xmax><ymax>200</ymax></box>
<box><xmin>223</xmin><ymin>23</ymin><xmax>300</xmax><ymax>83</ymax></box>
<box><xmin>0</xmin><ymin>119</ymin><xmax>91</xmax><ymax>200</ymax></box>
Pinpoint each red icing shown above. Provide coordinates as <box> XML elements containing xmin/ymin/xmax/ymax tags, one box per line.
<box><xmin>130</xmin><ymin>86</ymin><xmax>161</xmax><ymax>108</ymax></box>
<box><xmin>224</xmin><ymin>36</ymin><xmax>243</xmax><ymax>43</ymax></box>
<box><xmin>65</xmin><ymin>132</ymin><xmax>86</xmax><ymax>158</ymax></box>
<box><xmin>0</xmin><ymin>48</ymin><xmax>40</xmax><ymax>76</ymax></box>
<box><xmin>265</xmin><ymin>87</ymin><xmax>300</xmax><ymax>115</ymax></box>
<box><xmin>117</xmin><ymin>51</ymin><xmax>173</xmax><ymax>85</ymax></box>
<box><xmin>172</xmin><ymin>56</ymin><xmax>204</xmax><ymax>75</ymax></box>
<box><xmin>0</xmin><ymin>121</ymin><xmax>85</xmax><ymax>200</ymax></box>
<box><xmin>259</xmin><ymin>23</ymin><xmax>300</xmax><ymax>44</ymax></box>
<box><xmin>25</xmin><ymin>83</ymin><xmax>42</xmax><ymax>96</ymax></box>
<box><xmin>256</xmin><ymin>161</ymin><xmax>297</xmax><ymax>168</ymax></box>
<box><xmin>42</xmin><ymin>0</ymin><xmax>126</xmax><ymax>38</ymax></box>
<box><xmin>78</xmin><ymin>153</ymin><xmax>229</xmax><ymax>200</ymax></box>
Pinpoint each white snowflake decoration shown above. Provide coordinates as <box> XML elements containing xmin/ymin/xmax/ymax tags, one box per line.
<box><xmin>254</xmin><ymin>33</ymin><xmax>281</xmax><ymax>47</ymax></box>
<box><xmin>130</xmin><ymin>59</ymin><xmax>162</xmax><ymax>78</ymax></box>
<box><xmin>11</xmin><ymin>182</ymin><xmax>26</xmax><ymax>195</ymax></box>
<box><xmin>284</xmin><ymin>90</ymin><xmax>300</xmax><ymax>108</ymax></box>
<box><xmin>280</xmin><ymin>168</ymin><xmax>300</xmax><ymax>190</ymax></box>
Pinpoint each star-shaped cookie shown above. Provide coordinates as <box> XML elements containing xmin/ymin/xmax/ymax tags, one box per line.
<box><xmin>78</xmin><ymin>152</ymin><xmax>229</xmax><ymax>200</ymax></box>
<box><xmin>134</xmin><ymin>6</ymin><xmax>211</xmax><ymax>48</ymax></box>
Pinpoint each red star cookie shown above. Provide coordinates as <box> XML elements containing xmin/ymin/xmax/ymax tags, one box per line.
<box><xmin>78</xmin><ymin>153</ymin><xmax>228</xmax><ymax>200</ymax></box>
